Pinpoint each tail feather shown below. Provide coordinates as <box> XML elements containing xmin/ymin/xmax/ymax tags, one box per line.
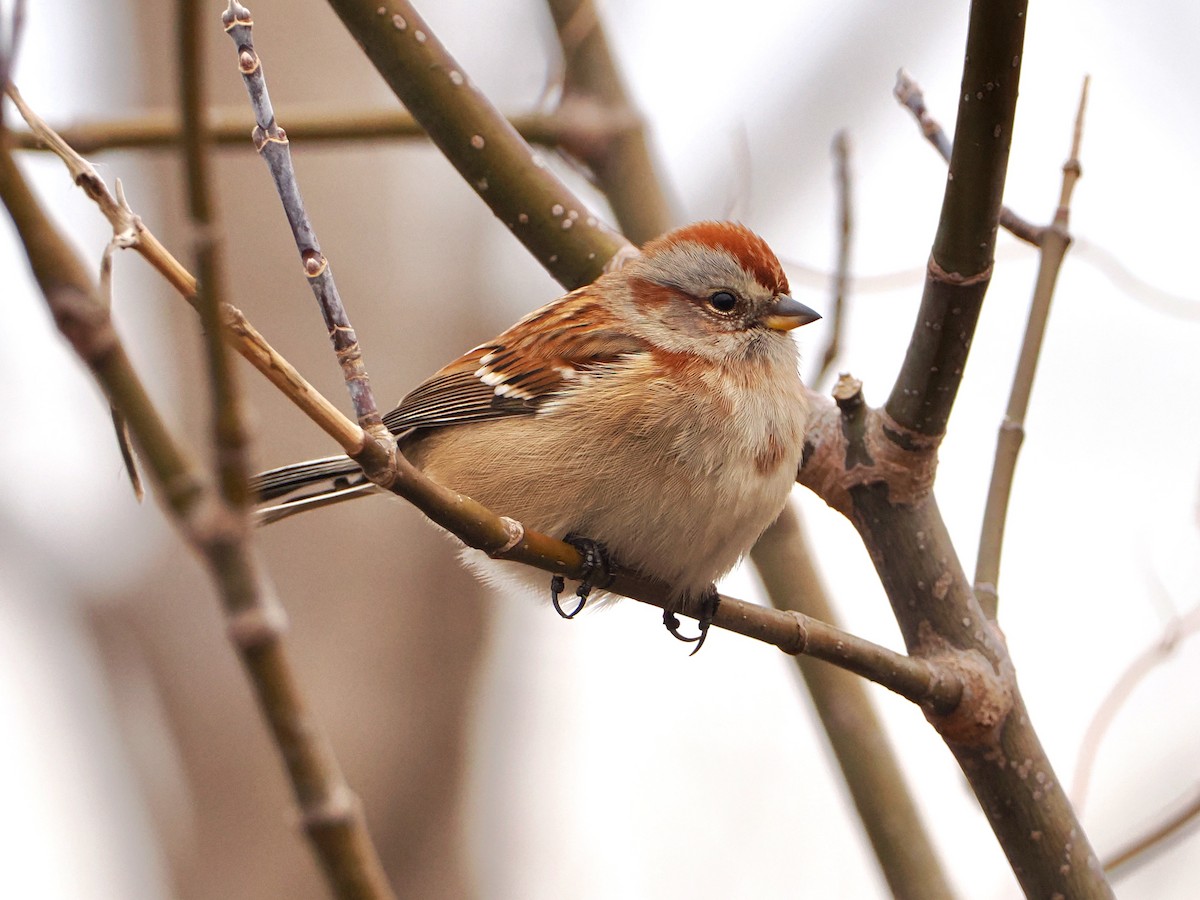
<box><xmin>251</xmin><ymin>455</ymin><xmax>377</xmax><ymax>523</ymax></box>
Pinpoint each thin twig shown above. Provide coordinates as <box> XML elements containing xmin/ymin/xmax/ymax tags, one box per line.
<box><xmin>1105</xmin><ymin>785</ymin><xmax>1200</xmax><ymax>876</ymax></box>
<box><xmin>812</xmin><ymin>130</ymin><xmax>852</xmax><ymax>388</ymax></box>
<box><xmin>894</xmin><ymin>69</ymin><xmax>1045</xmax><ymax>247</ymax></box>
<box><xmin>180</xmin><ymin>4</ymin><xmax>397</xmax><ymax>896</ymax></box>
<box><xmin>4</xmin><ymin>82</ymin><xmax>374</xmax><ymax>461</ymax></box>
<box><xmin>222</xmin><ymin>2</ymin><xmax>384</xmax><ymax>436</ymax></box>
<box><xmin>179</xmin><ymin>0</ymin><xmax>250</xmax><ymax>505</ymax></box>
<box><xmin>1071</xmin><ymin>600</ymin><xmax>1200</xmax><ymax>812</ymax></box>
<box><xmin>974</xmin><ymin>76</ymin><xmax>1089</xmax><ymax>619</ymax></box>
<box><xmin>5</xmin><ymin>105</ymin><xmax>591</xmax><ymax>153</ymax></box>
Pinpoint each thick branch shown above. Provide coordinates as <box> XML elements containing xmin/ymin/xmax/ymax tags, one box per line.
<box><xmin>799</xmin><ymin>380</ymin><xmax>1112</xmax><ymax>897</ymax></box>
<box><xmin>324</xmin><ymin>0</ymin><xmax>630</xmax><ymax>287</ymax></box>
<box><xmin>544</xmin><ymin>0</ymin><xmax>676</xmax><ymax>243</ymax></box>
<box><xmin>893</xmin><ymin>69</ymin><xmax>1044</xmax><ymax>247</ymax></box>
<box><xmin>885</xmin><ymin>0</ymin><xmax>1028</xmax><ymax>437</ymax></box>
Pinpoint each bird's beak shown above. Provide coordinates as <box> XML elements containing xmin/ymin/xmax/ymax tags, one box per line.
<box><xmin>763</xmin><ymin>295</ymin><xmax>821</xmax><ymax>331</ymax></box>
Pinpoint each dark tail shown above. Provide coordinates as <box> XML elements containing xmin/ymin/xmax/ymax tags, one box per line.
<box><xmin>252</xmin><ymin>455</ymin><xmax>378</xmax><ymax>524</ymax></box>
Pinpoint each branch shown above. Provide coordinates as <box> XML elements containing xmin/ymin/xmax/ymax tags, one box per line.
<box><xmin>543</xmin><ymin>0</ymin><xmax>676</xmax><ymax>243</ymax></box>
<box><xmin>752</xmin><ymin>505</ymin><xmax>954</xmax><ymax>899</ymax></box>
<box><xmin>975</xmin><ymin>76</ymin><xmax>1089</xmax><ymax>618</ymax></box>
<box><xmin>800</xmin><ymin>367</ymin><xmax>1112</xmax><ymax>897</ymax></box>
<box><xmin>4</xmin><ymin>83</ymin><xmax>373</xmax><ymax>462</ymax></box>
<box><xmin>893</xmin><ymin>69</ymin><xmax>1044</xmax><ymax>247</ymax></box>
<box><xmin>811</xmin><ymin>130</ymin><xmax>852</xmax><ymax>388</ymax></box>
<box><xmin>178</xmin><ymin>11</ymin><xmax>395</xmax><ymax>896</ymax></box>
<box><xmin>323</xmin><ymin>0</ymin><xmax>631</xmax><ymax>288</ymax></box>
<box><xmin>0</xmin><ymin>117</ymin><xmax>394</xmax><ymax>900</ymax></box>
<box><xmin>223</xmin><ymin>2</ymin><xmax>384</xmax><ymax>435</ymax></box>
<box><xmin>5</xmin><ymin>105</ymin><xmax>593</xmax><ymax>153</ymax></box>
<box><xmin>885</xmin><ymin>1</ymin><xmax>1029</xmax><ymax>438</ymax></box>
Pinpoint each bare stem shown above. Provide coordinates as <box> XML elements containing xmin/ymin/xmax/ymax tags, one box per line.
<box><xmin>222</xmin><ymin>1</ymin><xmax>384</xmax><ymax>434</ymax></box>
<box><xmin>179</xmin><ymin>0</ymin><xmax>250</xmax><ymax>506</ymax></box>
<box><xmin>812</xmin><ymin>130</ymin><xmax>852</xmax><ymax>388</ymax></box>
<box><xmin>975</xmin><ymin>76</ymin><xmax>1089</xmax><ymax>618</ymax></box>
<box><xmin>4</xmin><ymin>82</ymin><xmax>371</xmax><ymax>460</ymax></box>
<box><xmin>5</xmin><ymin>105</ymin><xmax>586</xmax><ymax>153</ymax></box>
<box><xmin>180</xmin><ymin>5</ymin><xmax>397</xmax><ymax>897</ymax></box>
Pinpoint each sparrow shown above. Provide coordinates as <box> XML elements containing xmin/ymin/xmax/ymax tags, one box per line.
<box><xmin>253</xmin><ymin>221</ymin><xmax>819</xmax><ymax>647</ymax></box>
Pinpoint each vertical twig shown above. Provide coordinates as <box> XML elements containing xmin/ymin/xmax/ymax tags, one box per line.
<box><xmin>812</xmin><ymin>130</ymin><xmax>852</xmax><ymax>388</ymax></box>
<box><xmin>974</xmin><ymin>76</ymin><xmax>1089</xmax><ymax>619</ymax></box>
<box><xmin>222</xmin><ymin>1</ymin><xmax>385</xmax><ymax>437</ymax></box>
<box><xmin>180</xmin><ymin>5</ymin><xmax>397</xmax><ymax>897</ymax></box>
<box><xmin>179</xmin><ymin>0</ymin><xmax>250</xmax><ymax>505</ymax></box>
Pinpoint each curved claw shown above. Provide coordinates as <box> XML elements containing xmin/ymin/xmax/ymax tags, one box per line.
<box><xmin>548</xmin><ymin>535</ymin><xmax>611</xmax><ymax>621</ymax></box>
<box><xmin>550</xmin><ymin>574</ymin><xmax>587</xmax><ymax>619</ymax></box>
<box><xmin>662</xmin><ymin>588</ymin><xmax>720</xmax><ymax>655</ymax></box>
<box><xmin>663</xmin><ymin>610</ymin><xmax>710</xmax><ymax>655</ymax></box>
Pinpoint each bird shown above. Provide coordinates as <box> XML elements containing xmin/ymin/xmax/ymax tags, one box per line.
<box><xmin>253</xmin><ymin>221</ymin><xmax>819</xmax><ymax>647</ymax></box>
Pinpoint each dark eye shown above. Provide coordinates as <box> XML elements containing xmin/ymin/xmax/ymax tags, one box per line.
<box><xmin>708</xmin><ymin>291</ymin><xmax>738</xmax><ymax>313</ymax></box>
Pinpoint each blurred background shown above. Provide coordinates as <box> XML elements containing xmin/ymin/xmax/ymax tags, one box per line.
<box><xmin>1</xmin><ymin>0</ymin><xmax>1198</xmax><ymax>897</ymax></box>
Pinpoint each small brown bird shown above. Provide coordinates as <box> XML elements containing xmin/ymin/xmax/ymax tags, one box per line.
<box><xmin>254</xmin><ymin>222</ymin><xmax>819</xmax><ymax>643</ymax></box>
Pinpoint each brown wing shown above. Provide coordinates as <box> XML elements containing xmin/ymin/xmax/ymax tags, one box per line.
<box><xmin>383</xmin><ymin>286</ymin><xmax>649</xmax><ymax>435</ymax></box>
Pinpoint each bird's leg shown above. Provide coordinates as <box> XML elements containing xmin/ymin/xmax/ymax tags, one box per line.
<box><xmin>550</xmin><ymin>535</ymin><xmax>609</xmax><ymax>619</ymax></box>
<box><xmin>663</xmin><ymin>585</ymin><xmax>720</xmax><ymax>655</ymax></box>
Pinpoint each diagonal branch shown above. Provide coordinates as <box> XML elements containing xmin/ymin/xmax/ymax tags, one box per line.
<box><xmin>0</xmin><ymin>123</ymin><xmax>395</xmax><ymax>900</ymax></box>
<box><xmin>4</xmin><ymin>82</ymin><xmax>374</xmax><ymax>462</ymax></box>
<box><xmin>323</xmin><ymin>0</ymin><xmax>631</xmax><ymax>288</ymax></box>
<box><xmin>894</xmin><ymin>69</ymin><xmax>1044</xmax><ymax>247</ymax></box>
<box><xmin>543</xmin><ymin>0</ymin><xmax>678</xmax><ymax>244</ymax></box>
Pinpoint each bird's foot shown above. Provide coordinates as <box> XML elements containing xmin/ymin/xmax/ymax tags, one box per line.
<box><xmin>550</xmin><ymin>535</ymin><xmax>609</xmax><ymax>619</ymax></box>
<box><xmin>663</xmin><ymin>586</ymin><xmax>720</xmax><ymax>656</ymax></box>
